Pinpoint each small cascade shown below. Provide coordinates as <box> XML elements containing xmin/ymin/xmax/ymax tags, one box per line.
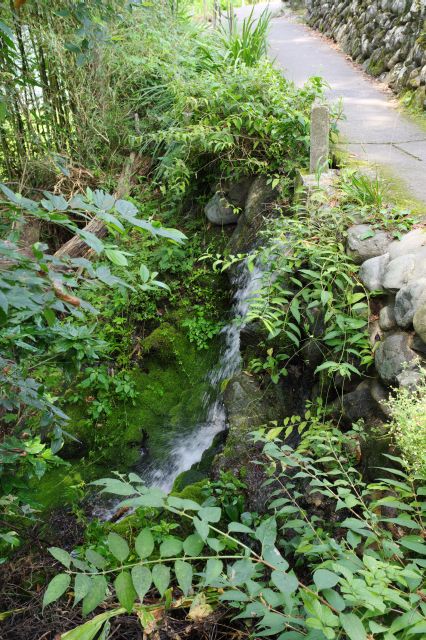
<box><xmin>93</xmin><ymin>260</ymin><xmax>263</xmax><ymax>518</ymax></box>
<box><xmin>135</xmin><ymin>261</ymin><xmax>264</xmax><ymax>493</ymax></box>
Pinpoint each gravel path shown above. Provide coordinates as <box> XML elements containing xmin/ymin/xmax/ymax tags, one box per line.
<box><xmin>235</xmin><ymin>2</ymin><xmax>426</xmax><ymax>203</ymax></box>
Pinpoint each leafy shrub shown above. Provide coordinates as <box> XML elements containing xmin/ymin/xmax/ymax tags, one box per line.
<box><xmin>385</xmin><ymin>370</ymin><xmax>426</xmax><ymax>474</ymax></box>
<box><xmin>182</xmin><ymin>305</ymin><xmax>223</xmax><ymax>349</ymax></box>
<box><xmin>43</xmin><ymin>417</ymin><xmax>426</xmax><ymax>639</ymax></box>
<box><xmin>215</xmin><ymin>197</ymin><xmax>372</xmax><ymax>384</ymax></box>
<box><xmin>0</xmin><ymin>184</ymin><xmax>185</xmax><ymax>551</ymax></box>
<box><xmin>96</xmin><ymin>7</ymin><xmax>321</xmax><ymax>200</ymax></box>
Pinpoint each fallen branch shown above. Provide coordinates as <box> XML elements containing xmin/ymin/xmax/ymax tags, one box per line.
<box><xmin>54</xmin><ymin>152</ymin><xmax>143</xmax><ymax>260</ymax></box>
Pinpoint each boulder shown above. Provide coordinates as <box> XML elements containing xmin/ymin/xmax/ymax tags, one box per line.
<box><xmin>412</xmin><ymin>334</ymin><xmax>426</xmax><ymax>356</ymax></box>
<box><xmin>413</xmin><ymin>300</ymin><xmax>426</xmax><ymax>343</ymax></box>
<box><xmin>379</xmin><ymin>304</ymin><xmax>397</xmax><ymax>331</ymax></box>
<box><xmin>388</xmin><ymin>228</ymin><xmax>426</xmax><ymax>260</ymax></box>
<box><xmin>244</xmin><ymin>175</ymin><xmax>278</xmax><ymax>226</ymax></box>
<box><xmin>370</xmin><ymin>378</ymin><xmax>392</xmax><ymax>418</ymax></box>
<box><xmin>205</xmin><ymin>192</ymin><xmax>238</xmax><ymax>225</ymax></box>
<box><xmin>346</xmin><ymin>224</ymin><xmax>392</xmax><ymax>264</ymax></box>
<box><xmin>339</xmin><ymin>380</ymin><xmax>387</xmax><ymax>423</ymax></box>
<box><xmin>225</xmin><ymin>176</ymin><xmax>254</xmax><ymax>208</ymax></box>
<box><xmin>396</xmin><ymin>368</ymin><xmax>421</xmax><ymax>390</ymax></box>
<box><xmin>394</xmin><ymin>278</ymin><xmax>426</xmax><ymax>327</ymax></box>
<box><xmin>375</xmin><ymin>332</ymin><xmax>418</xmax><ymax>385</ymax></box>
<box><xmin>359</xmin><ymin>253</ymin><xmax>389</xmax><ymax>291</ymax></box>
<box><xmin>382</xmin><ymin>254</ymin><xmax>416</xmax><ymax>291</ymax></box>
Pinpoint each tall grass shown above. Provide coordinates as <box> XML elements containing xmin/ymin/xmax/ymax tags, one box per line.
<box><xmin>219</xmin><ymin>8</ymin><xmax>270</xmax><ymax>67</ymax></box>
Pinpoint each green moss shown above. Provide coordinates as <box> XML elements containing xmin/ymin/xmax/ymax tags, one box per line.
<box><xmin>34</xmin><ymin>317</ymin><xmax>219</xmax><ymax>511</ymax></box>
<box><xmin>171</xmin><ymin>479</ymin><xmax>208</xmax><ymax>504</ymax></box>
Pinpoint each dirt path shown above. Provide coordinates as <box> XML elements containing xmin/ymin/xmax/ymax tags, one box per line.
<box><xmin>236</xmin><ymin>2</ymin><xmax>426</xmax><ymax>204</ymax></box>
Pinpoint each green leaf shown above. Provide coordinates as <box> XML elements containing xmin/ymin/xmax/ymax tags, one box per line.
<box><xmin>399</xmin><ymin>536</ymin><xmax>426</xmax><ymax>555</ymax></box>
<box><xmin>313</xmin><ymin>569</ymin><xmax>339</xmax><ymax>590</ymax></box>
<box><xmin>204</xmin><ymin>558</ymin><xmax>223</xmax><ymax>585</ymax></box>
<box><xmin>43</xmin><ymin>573</ymin><xmax>71</xmax><ymax>609</ymax></box>
<box><xmin>131</xmin><ymin>565</ymin><xmax>152</xmax><ymax>601</ymax></box>
<box><xmin>271</xmin><ymin>570</ymin><xmax>298</xmax><ymax>594</ymax></box>
<box><xmin>105</xmin><ymin>249</ymin><xmax>128</xmax><ymax>266</ymax></box>
<box><xmin>82</xmin><ymin>575</ymin><xmax>108</xmax><ymax>617</ymax></box>
<box><xmin>228</xmin><ymin>522</ymin><xmax>253</xmax><ymax>534</ymax></box>
<box><xmin>322</xmin><ymin>588</ymin><xmax>346</xmax><ymax>612</ymax></box>
<box><xmin>219</xmin><ymin>590</ymin><xmax>249</xmax><ymax>602</ymax></box>
<box><xmin>193</xmin><ymin>516</ymin><xmax>209</xmax><ymax>541</ymax></box>
<box><xmin>139</xmin><ymin>264</ymin><xmax>150</xmax><ymax>283</ymax></box>
<box><xmin>91</xmin><ymin>478</ymin><xmax>135</xmax><ymax>495</ymax></box>
<box><xmin>114</xmin><ymin>199</ymin><xmax>138</xmax><ymax>217</ymax></box>
<box><xmin>85</xmin><ymin>549</ymin><xmax>107</xmax><ymax>569</ymax></box>
<box><xmin>108</xmin><ymin>532</ymin><xmax>129</xmax><ymax>563</ymax></box>
<box><xmin>183</xmin><ymin>533</ymin><xmax>204</xmax><ymax>556</ymax></box>
<box><xmin>255</xmin><ymin>517</ymin><xmax>277</xmax><ymax>549</ymax></box>
<box><xmin>262</xmin><ymin>546</ymin><xmax>289</xmax><ymax>571</ymax></box>
<box><xmin>206</xmin><ymin>537</ymin><xmax>225</xmax><ymax>552</ymax></box>
<box><xmin>228</xmin><ymin>559</ymin><xmax>254</xmax><ymax>586</ymax></box>
<box><xmin>48</xmin><ymin>546</ymin><xmax>71</xmax><ymax>568</ymax></box>
<box><xmin>198</xmin><ymin>506</ymin><xmax>221</xmax><ymax>523</ymax></box>
<box><xmin>74</xmin><ymin>573</ymin><xmax>92</xmax><ymax>607</ymax></box>
<box><xmin>43</xmin><ymin>308</ymin><xmax>56</xmax><ymax>327</ymax></box>
<box><xmin>114</xmin><ymin>571</ymin><xmax>136</xmax><ymax>613</ymax></box>
<box><xmin>175</xmin><ymin>560</ymin><xmax>192</xmax><ymax>596</ymax></box>
<box><xmin>135</xmin><ymin>528</ymin><xmax>154</xmax><ymax>559</ymax></box>
<box><xmin>152</xmin><ymin>564</ymin><xmax>170</xmax><ymax>597</ymax></box>
<box><xmin>159</xmin><ymin>536</ymin><xmax>183</xmax><ymax>558</ymax></box>
<box><xmin>0</xmin><ymin>290</ymin><xmax>9</xmax><ymax>314</ymax></box>
<box><xmin>167</xmin><ymin>496</ymin><xmax>200</xmax><ymax>511</ymax></box>
<box><xmin>339</xmin><ymin>613</ymin><xmax>367</xmax><ymax>640</ymax></box>
<box><xmin>61</xmin><ymin>609</ymin><xmax>124</xmax><ymax>640</ymax></box>
<box><xmin>79</xmin><ymin>230</ymin><xmax>104</xmax><ymax>254</ymax></box>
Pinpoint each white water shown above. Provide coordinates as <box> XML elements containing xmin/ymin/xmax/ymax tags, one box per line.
<box><xmin>137</xmin><ymin>261</ymin><xmax>264</xmax><ymax>493</ymax></box>
<box><xmin>94</xmin><ymin>261</ymin><xmax>263</xmax><ymax>517</ymax></box>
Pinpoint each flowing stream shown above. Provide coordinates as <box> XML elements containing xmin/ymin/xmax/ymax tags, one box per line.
<box><xmin>94</xmin><ymin>261</ymin><xmax>263</xmax><ymax>517</ymax></box>
<box><xmin>136</xmin><ymin>262</ymin><xmax>264</xmax><ymax>492</ymax></box>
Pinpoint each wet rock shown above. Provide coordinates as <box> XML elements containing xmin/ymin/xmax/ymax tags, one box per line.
<box><xmin>388</xmin><ymin>229</ymin><xmax>426</xmax><ymax>260</ymax></box>
<box><xmin>412</xmin><ymin>334</ymin><xmax>426</xmax><ymax>356</ymax></box>
<box><xmin>223</xmin><ymin>372</ymin><xmax>269</xmax><ymax>431</ymax></box>
<box><xmin>301</xmin><ymin>337</ymin><xmax>324</xmax><ymax>368</ymax></box>
<box><xmin>359</xmin><ymin>253</ymin><xmax>389</xmax><ymax>291</ymax></box>
<box><xmin>394</xmin><ymin>278</ymin><xmax>426</xmax><ymax>327</ymax></box>
<box><xmin>382</xmin><ymin>254</ymin><xmax>416</xmax><ymax>291</ymax></box>
<box><xmin>369</xmin><ymin>319</ymin><xmax>383</xmax><ymax>346</ymax></box>
<box><xmin>228</xmin><ymin>175</ymin><xmax>278</xmax><ymax>253</ymax></box>
<box><xmin>413</xmin><ymin>300</ymin><xmax>426</xmax><ymax>343</ymax></box>
<box><xmin>370</xmin><ymin>378</ymin><xmax>392</xmax><ymax>418</ymax></box>
<box><xmin>244</xmin><ymin>175</ymin><xmax>278</xmax><ymax>226</ymax></box>
<box><xmin>375</xmin><ymin>332</ymin><xmax>418</xmax><ymax>385</ymax></box>
<box><xmin>346</xmin><ymin>224</ymin><xmax>392</xmax><ymax>264</ymax></box>
<box><xmin>379</xmin><ymin>304</ymin><xmax>397</xmax><ymax>331</ymax></box>
<box><xmin>339</xmin><ymin>380</ymin><xmax>387</xmax><ymax>423</ymax></box>
<box><xmin>396</xmin><ymin>368</ymin><xmax>421</xmax><ymax>390</ymax></box>
<box><xmin>205</xmin><ymin>192</ymin><xmax>238</xmax><ymax>225</ymax></box>
<box><xmin>225</xmin><ymin>176</ymin><xmax>254</xmax><ymax>208</ymax></box>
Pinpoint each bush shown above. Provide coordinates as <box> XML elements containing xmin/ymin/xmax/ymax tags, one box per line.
<box><xmin>385</xmin><ymin>370</ymin><xmax>426</xmax><ymax>474</ymax></box>
<box><xmin>91</xmin><ymin>6</ymin><xmax>321</xmax><ymax>200</ymax></box>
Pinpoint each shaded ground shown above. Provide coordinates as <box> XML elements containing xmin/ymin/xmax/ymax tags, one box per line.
<box><xmin>237</xmin><ymin>1</ymin><xmax>426</xmax><ymax>204</ymax></box>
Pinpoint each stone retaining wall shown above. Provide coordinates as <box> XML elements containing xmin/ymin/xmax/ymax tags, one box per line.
<box><xmin>305</xmin><ymin>0</ymin><xmax>426</xmax><ymax>109</ymax></box>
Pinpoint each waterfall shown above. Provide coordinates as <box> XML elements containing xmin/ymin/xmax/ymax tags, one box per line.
<box><xmin>93</xmin><ymin>260</ymin><xmax>263</xmax><ymax>518</ymax></box>
<box><xmin>138</xmin><ymin>261</ymin><xmax>264</xmax><ymax>492</ymax></box>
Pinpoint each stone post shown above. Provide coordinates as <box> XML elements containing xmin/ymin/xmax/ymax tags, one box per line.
<box><xmin>309</xmin><ymin>103</ymin><xmax>330</xmax><ymax>173</ymax></box>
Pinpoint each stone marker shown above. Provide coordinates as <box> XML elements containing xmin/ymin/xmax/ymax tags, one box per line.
<box><xmin>310</xmin><ymin>104</ymin><xmax>330</xmax><ymax>173</ymax></box>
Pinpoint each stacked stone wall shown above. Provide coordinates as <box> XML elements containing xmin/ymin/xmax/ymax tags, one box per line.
<box><xmin>306</xmin><ymin>0</ymin><xmax>426</xmax><ymax>109</ymax></box>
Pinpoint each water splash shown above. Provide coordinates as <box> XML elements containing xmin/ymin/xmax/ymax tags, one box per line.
<box><xmin>93</xmin><ymin>260</ymin><xmax>262</xmax><ymax>517</ymax></box>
